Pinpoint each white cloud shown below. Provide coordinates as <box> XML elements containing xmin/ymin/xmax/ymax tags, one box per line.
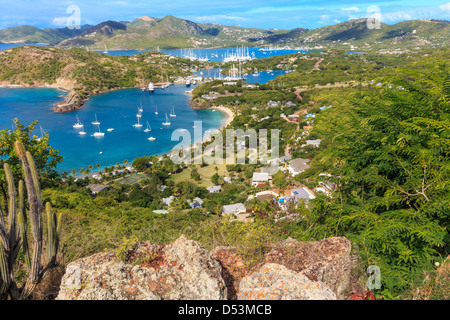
<box><xmin>383</xmin><ymin>11</ymin><xmax>412</xmax><ymax>22</ymax></box>
<box><xmin>440</xmin><ymin>2</ymin><xmax>450</xmax><ymax>11</ymax></box>
<box><xmin>342</xmin><ymin>7</ymin><xmax>360</xmax><ymax>13</ymax></box>
<box><xmin>195</xmin><ymin>14</ymin><xmax>247</xmax><ymax>22</ymax></box>
<box><xmin>52</xmin><ymin>17</ymin><xmax>69</xmax><ymax>27</ymax></box>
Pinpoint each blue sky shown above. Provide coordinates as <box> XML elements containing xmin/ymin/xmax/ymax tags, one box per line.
<box><xmin>0</xmin><ymin>0</ymin><xmax>449</xmax><ymax>30</ymax></box>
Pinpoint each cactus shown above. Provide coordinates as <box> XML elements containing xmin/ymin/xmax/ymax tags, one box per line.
<box><xmin>0</xmin><ymin>141</ymin><xmax>62</xmax><ymax>300</ymax></box>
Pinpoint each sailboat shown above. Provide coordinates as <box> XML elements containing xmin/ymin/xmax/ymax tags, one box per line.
<box><xmin>154</xmin><ymin>105</ymin><xmax>158</xmax><ymax>115</ymax></box>
<box><xmin>93</xmin><ymin>124</ymin><xmax>105</xmax><ymax>137</ymax></box>
<box><xmin>36</xmin><ymin>126</ymin><xmax>45</xmax><ymax>141</ymax></box>
<box><xmin>136</xmin><ymin>107</ymin><xmax>142</xmax><ymax>118</ymax></box>
<box><xmin>73</xmin><ymin>115</ymin><xmax>84</xmax><ymax>128</ymax></box>
<box><xmin>103</xmin><ymin>44</ymin><xmax>108</xmax><ymax>54</ymax></box>
<box><xmin>144</xmin><ymin>121</ymin><xmax>152</xmax><ymax>132</ymax></box>
<box><xmin>139</xmin><ymin>101</ymin><xmax>144</xmax><ymax>113</ymax></box>
<box><xmin>170</xmin><ymin>106</ymin><xmax>176</xmax><ymax>117</ymax></box>
<box><xmin>133</xmin><ymin>115</ymin><xmax>143</xmax><ymax>127</ymax></box>
<box><xmin>162</xmin><ymin>113</ymin><xmax>171</xmax><ymax>126</ymax></box>
<box><xmin>92</xmin><ymin>114</ymin><xmax>100</xmax><ymax>126</ymax></box>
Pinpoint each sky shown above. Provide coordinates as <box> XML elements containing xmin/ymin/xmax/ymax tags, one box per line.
<box><xmin>0</xmin><ymin>0</ymin><xmax>449</xmax><ymax>30</ymax></box>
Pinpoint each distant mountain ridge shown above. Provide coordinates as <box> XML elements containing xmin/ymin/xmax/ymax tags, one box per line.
<box><xmin>1</xmin><ymin>16</ymin><xmax>448</xmax><ymax>50</ymax></box>
<box><xmin>0</xmin><ymin>25</ymin><xmax>91</xmax><ymax>44</ymax></box>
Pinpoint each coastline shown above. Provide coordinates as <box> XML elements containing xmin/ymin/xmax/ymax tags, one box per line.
<box><xmin>212</xmin><ymin>106</ymin><xmax>234</xmax><ymax>130</ymax></box>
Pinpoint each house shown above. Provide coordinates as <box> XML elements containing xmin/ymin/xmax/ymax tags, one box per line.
<box><xmin>267</xmin><ymin>101</ymin><xmax>280</xmax><ymax>107</ymax></box>
<box><xmin>207</xmin><ymin>185</ymin><xmax>222</xmax><ymax>193</ymax></box>
<box><xmin>288</xmin><ymin>158</ymin><xmax>310</xmax><ymax>176</ymax></box>
<box><xmin>162</xmin><ymin>196</ymin><xmax>175</xmax><ymax>206</ymax></box>
<box><xmin>243</xmin><ymin>84</ymin><xmax>259</xmax><ymax>89</ymax></box>
<box><xmin>86</xmin><ymin>184</ymin><xmax>108</xmax><ymax>195</ymax></box>
<box><xmin>303</xmin><ymin>139</ymin><xmax>322</xmax><ymax>148</ymax></box>
<box><xmin>252</xmin><ymin>172</ymin><xmax>272</xmax><ymax>187</ymax></box>
<box><xmin>224</xmin><ymin>177</ymin><xmax>232</xmax><ymax>184</ymax></box>
<box><xmin>188</xmin><ymin>197</ymin><xmax>204</xmax><ymax>209</ymax></box>
<box><xmin>153</xmin><ymin>210</ymin><xmax>169</xmax><ymax>215</ymax></box>
<box><xmin>285</xmin><ymin>101</ymin><xmax>296</xmax><ymax>107</ymax></box>
<box><xmin>222</xmin><ymin>203</ymin><xmax>246</xmax><ymax>215</ymax></box>
<box><xmin>278</xmin><ymin>187</ymin><xmax>316</xmax><ymax>210</ymax></box>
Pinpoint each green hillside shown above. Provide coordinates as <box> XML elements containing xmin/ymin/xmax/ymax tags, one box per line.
<box><xmin>0</xmin><ymin>25</ymin><xmax>88</xmax><ymax>44</ymax></box>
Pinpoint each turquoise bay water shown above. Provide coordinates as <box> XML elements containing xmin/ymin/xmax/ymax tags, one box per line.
<box><xmin>100</xmin><ymin>48</ymin><xmax>324</xmax><ymax>61</ymax></box>
<box><xmin>0</xmin><ymin>85</ymin><xmax>225</xmax><ymax>173</ymax></box>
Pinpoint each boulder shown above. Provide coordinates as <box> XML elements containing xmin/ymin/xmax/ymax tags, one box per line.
<box><xmin>57</xmin><ymin>235</ymin><xmax>227</xmax><ymax>300</ymax></box>
<box><xmin>238</xmin><ymin>263</ymin><xmax>336</xmax><ymax>300</ymax></box>
<box><xmin>263</xmin><ymin>237</ymin><xmax>352</xmax><ymax>298</ymax></box>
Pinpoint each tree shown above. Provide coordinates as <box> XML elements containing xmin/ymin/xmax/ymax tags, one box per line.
<box><xmin>311</xmin><ymin>66</ymin><xmax>450</xmax><ymax>295</ymax></box>
<box><xmin>0</xmin><ymin>119</ymin><xmax>63</xmax><ymax>213</ymax></box>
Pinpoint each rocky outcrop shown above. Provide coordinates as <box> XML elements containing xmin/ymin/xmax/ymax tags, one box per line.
<box><xmin>58</xmin><ymin>236</ymin><xmax>354</xmax><ymax>300</ymax></box>
<box><xmin>263</xmin><ymin>237</ymin><xmax>353</xmax><ymax>299</ymax></box>
<box><xmin>238</xmin><ymin>263</ymin><xmax>336</xmax><ymax>300</ymax></box>
<box><xmin>213</xmin><ymin>237</ymin><xmax>353</xmax><ymax>299</ymax></box>
<box><xmin>57</xmin><ymin>235</ymin><xmax>227</xmax><ymax>300</ymax></box>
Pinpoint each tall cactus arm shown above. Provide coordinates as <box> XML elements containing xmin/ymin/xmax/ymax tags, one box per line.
<box><xmin>4</xmin><ymin>164</ymin><xmax>18</xmax><ymax>257</ymax></box>
<box><xmin>14</xmin><ymin>141</ymin><xmax>43</xmax><ymax>300</ymax></box>
<box><xmin>17</xmin><ymin>180</ymin><xmax>31</xmax><ymax>272</ymax></box>
<box><xmin>14</xmin><ymin>142</ymin><xmax>43</xmax><ymax>242</ymax></box>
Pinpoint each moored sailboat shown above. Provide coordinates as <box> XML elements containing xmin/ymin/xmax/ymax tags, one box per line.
<box><xmin>162</xmin><ymin>113</ymin><xmax>171</xmax><ymax>126</ymax></box>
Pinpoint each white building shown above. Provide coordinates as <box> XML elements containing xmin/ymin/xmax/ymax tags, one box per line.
<box><xmin>288</xmin><ymin>158</ymin><xmax>310</xmax><ymax>176</ymax></box>
<box><xmin>222</xmin><ymin>203</ymin><xmax>246</xmax><ymax>215</ymax></box>
<box><xmin>252</xmin><ymin>172</ymin><xmax>272</xmax><ymax>186</ymax></box>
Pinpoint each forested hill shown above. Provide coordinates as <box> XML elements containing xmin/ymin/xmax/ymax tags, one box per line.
<box><xmin>0</xmin><ymin>46</ymin><xmax>208</xmax><ymax>111</ymax></box>
<box><xmin>1</xmin><ymin>16</ymin><xmax>448</xmax><ymax>51</ymax></box>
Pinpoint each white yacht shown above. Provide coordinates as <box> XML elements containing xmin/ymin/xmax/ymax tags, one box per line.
<box><xmin>73</xmin><ymin>116</ymin><xmax>84</xmax><ymax>129</ymax></box>
<box><xmin>92</xmin><ymin>114</ymin><xmax>100</xmax><ymax>126</ymax></box>
<box><xmin>36</xmin><ymin>125</ymin><xmax>45</xmax><ymax>141</ymax></box>
<box><xmin>162</xmin><ymin>113</ymin><xmax>171</xmax><ymax>126</ymax></box>
<box><xmin>154</xmin><ymin>105</ymin><xmax>158</xmax><ymax>115</ymax></box>
<box><xmin>107</xmin><ymin>128</ymin><xmax>114</xmax><ymax>132</ymax></box>
<box><xmin>133</xmin><ymin>115</ymin><xmax>143</xmax><ymax>128</ymax></box>
<box><xmin>148</xmin><ymin>136</ymin><xmax>156</xmax><ymax>141</ymax></box>
<box><xmin>144</xmin><ymin>121</ymin><xmax>151</xmax><ymax>132</ymax></box>
<box><xmin>93</xmin><ymin>124</ymin><xmax>105</xmax><ymax>137</ymax></box>
<box><xmin>186</xmin><ymin>79</ymin><xmax>191</xmax><ymax>87</ymax></box>
<box><xmin>148</xmin><ymin>82</ymin><xmax>155</xmax><ymax>93</ymax></box>
<box><xmin>170</xmin><ymin>106</ymin><xmax>176</xmax><ymax>117</ymax></box>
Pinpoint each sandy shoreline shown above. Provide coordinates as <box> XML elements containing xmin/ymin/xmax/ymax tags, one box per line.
<box><xmin>211</xmin><ymin>105</ymin><xmax>234</xmax><ymax>130</ymax></box>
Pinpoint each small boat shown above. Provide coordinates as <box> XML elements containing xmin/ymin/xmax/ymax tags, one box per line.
<box><xmin>170</xmin><ymin>106</ymin><xmax>176</xmax><ymax>117</ymax></box>
<box><xmin>144</xmin><ymin>121</ymin><xmax>151</xmax><ymax>132</ymax></box>
<box><xmin>186</xmin><ymin>79</ymin><xmax>191</xmax><ymax>87</ymax></box>
<box><xmin>162</xmin><ymin>113</ymin><xmax>171</xmax><ymax>126</ymax></box>
<box><xmin>93</xmin><ymin>124</ymin><xmax>105</xmax><ymax>137</ymax></box>
<box><xmin>148</xmin><ymin>82</ymin><xmax>155</xmax><ymax>93</ymax></box>
<box><xmin>36</xmin><ymin>125</ymin><xmax>45</xmax><ymax>141</ymax></box>
<box><xmin>73</xmin><ymin>116</ymin><xmax>84</xmax><ymax>128</ymax></box>
<box><xmin>148</xmin><ymin>137</ymin><xmax>156</xmax><ymax>141</ymax></box>
<box><xmin>154</xmin><ymin>105</ymin><xmax>158</xmax><ymax>115</ymax></box>
<box><xmin>92</xmin><ymin>114</ymin><xmax>100</xmax><ymax>126</ymax></box>
<box><xmin>107</xmin><ymin>128</ymin><xmax>114</xmax><ymax>132</ymax></box>
<box><xmin>79</xmin><ymin>130</ymin><xmax>87</xmax><ymax>135</ymax></box>
<box><xmin>133</xmin><ymin>115</ymin><xmax>143</xmax><ymax>128</ymax></box>
<box><xmin>99</xmin><ymin>152</ymin><xmax>103</xmax><ymax>155</ymax></box>
<box><xmin>139</xmin><ymin>101</ymin><xmax>144</xmax><ymax>113</ymax></box>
